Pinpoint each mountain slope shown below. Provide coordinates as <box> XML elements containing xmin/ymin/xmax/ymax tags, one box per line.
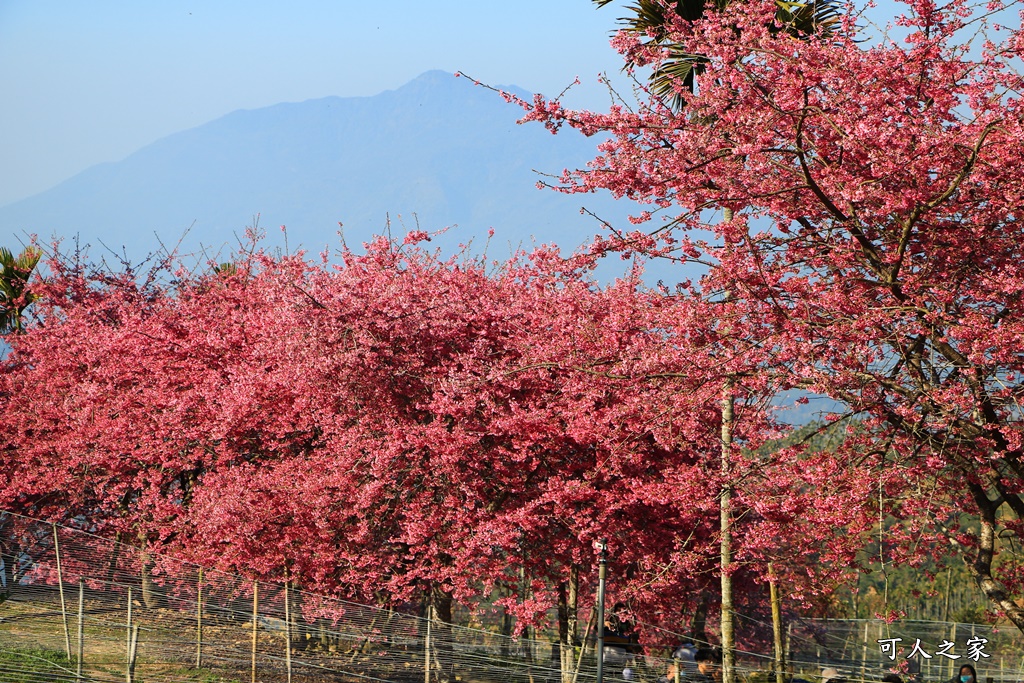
<box><xmin>0</xmin><ymin>71</ymin><xmax>628</xmax><ymax>261</ymax></box>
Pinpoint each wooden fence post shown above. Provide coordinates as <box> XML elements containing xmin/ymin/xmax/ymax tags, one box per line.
<box><xmin>570</xmin><ymin>608</ymin><xmax>595</xmax><ymax>683</ymax></box>
<box><xmin>53</xmin><ymin>524</ymin><xmax>72</xmax><ymax>660</ymax></box>
<box><xmin>76</xmin><ymin>579</ymin><xmax>84</xmax><ymax>679</ymax></box>
<box><xmin>424</xmin><ymin>603</ymin><xmax>433</xmax><ymax>683</ymax></box>
<box><xmin>949</xmin><ymin>623</ymin><xmax>957</xmax><ymax>682</ymax></box>
<box><xmin>196</xmin><ymin>567</ymin><xmax>203</xmax><ymax>669</ymax></box>
<box><xmin>285</xmin><ymin>580</ymin><xmax>293</xmax><ymax>683</ymax></box>
<box><xmin>252</xmin><ymin>581</ymin><xmax>259</xmax><ymax>683</ymax></box>
<box><xmin>126</xmin><ymin>586</ymin><xmax>133</xmax><ymax>664</ymax></box>
<box><xmin>127</xmin><ymin>624</ymin><xmax>139</xmax><ymax>683</ymax></box>
<box><xmin>860</xmin><ymin>621</ymin><xmax>868</xmax><ymax>683</ymax></box>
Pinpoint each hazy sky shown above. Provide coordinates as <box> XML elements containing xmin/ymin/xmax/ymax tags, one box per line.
<box><xmin>0</xmin><ymin>1</ymin><xmax>629</xmax><ymax>208</ymax></box>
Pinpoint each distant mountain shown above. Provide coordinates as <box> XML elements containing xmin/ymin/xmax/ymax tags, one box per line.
<box><xmin>0</xmin><ymin>70</ymin><xmax>633</xmax><ymax>263</ymax></box>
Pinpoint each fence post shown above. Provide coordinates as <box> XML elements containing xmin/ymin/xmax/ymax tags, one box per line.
<box><xmin>252</xmin><ymin>581</ymin><xmax>259</xmax><ymax>683</ymax></box>
<box><xmin>570</xmin><ymin>607</ymin><xmax>595</xmax><ymax>683</ymax></box>
<box><xmin>769</xmin><ymin>563</ymin><xmax>785</xmax><ymax>683</ymax></box>
<box><xmin>196</xmin><ymin>567</ymin><xmax>203</xmax><ymax>669</ymax></box>
<box><xmin>949</xmin><ymin>623</ymin><xmax>957</xmax><ymax>681</ymax></box>
<box><xmin>860</xmin><ymin>621</ymin><xmax>868</xmax><ymax>683</ymax></box>
<box><xmin>53</xmin><ymin>524</ymin><xmax>72</xmax><ymax>660</ymax></box>
<box><xmin>424</xmin><ymin>603</ymin><xmax>433</xmax><ymax>683</ymax></box>
<box><xmin>125</xmin><ymin>585</ymin><xmax>134</xmax><ymax>679</ymax></box>
<box><xmin>126</xmin><ymin>586</ymin><xmax>133</xmax><ymax>665</ymax></box>
<box><xmin>284</xmin><ymin>580</ymin><xmax>293</xmax><ymax>683</ymax></box>
<box><xmin>127</xmin><ymin>623</ymin><xmax>139</xmax><ymax>683</ymax></box>
<box><xmin>76</xmin><ymin>578</ymin><xmax>84</xmax><ymax>679</ymax></box>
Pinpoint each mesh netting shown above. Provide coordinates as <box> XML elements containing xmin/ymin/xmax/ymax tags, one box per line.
<box><xmin>1</xmin><ymin>512</ymin><xmax>1019</xmax><ymax>683</ymax></box>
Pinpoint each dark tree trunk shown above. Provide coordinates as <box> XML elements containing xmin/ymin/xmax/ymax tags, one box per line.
<box><xmin>432</xmin><ymin>587</ymin><xmax>455</xmax><ymax>683</ymax></box>
<box><xmin>964</xmin><ymin>484</ymin><xmax>1024</xmax><ymax>633</ymax></box>
<box><xmin>140</xmin><ymin>550</ymin><xmax>166</xmax><ymax>609</ymax></box>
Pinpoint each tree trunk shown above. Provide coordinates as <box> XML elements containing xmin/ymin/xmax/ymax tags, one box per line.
<box><xmin>566</xmin><ymin>566</ymin><xmax>580</xmax><ymax>683</ymax></box>
<box><xmin>964</xmin><ymin>484</ymin><xmax>1024</xmax><ymax>632</ymax></box>
<box><xmin>105</xmin><ymin>531</ymin><xmax>122</xmax><ymax>585</ymax></box>
<box><xmin>499</xmin><ymin>584</ymin><xmax>513</xmax><ymax>660</ymax></box>
<box><xmin>0</xmin><ymin>534</ymin><xmax>16</xmax><ymax>601</ymax></box>
<box><xmin>689</xmin><ymin>592</ymin><xmax>709</xmax><ymax>645</ymax></box>
<box><xmin>432</xmin><ymin>587</ymin><xmax>455</xmax><ymax>683</ymax></box>
<box><xmin>558</xmin><ymin>568</ymin><xmax>579</xmax><ymax>683</ymax></box>
<box><xmin>520</xmin><ymin>564</ymin><xmax>534</xmax><ymax>664</ymax></box>
<box><xmin>289</xmin><ymin>583</ymin><xmax>307</xmax><ymax>651</ymax></box>
<box><xmin>720</xmin><ymin>379</ymin><xmax>736</xmax><ymax>683</ymax></box>
<box><xmin>140</xmin><ymin>550</ymin><xmax>165</xmax><ymax>609</ymax></box>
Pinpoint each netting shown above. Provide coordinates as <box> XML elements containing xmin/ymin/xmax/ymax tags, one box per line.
<box><xmin>784</xmin><ymin>617</ymin><xmax>1024</xmax><ymax>683</ymax></box>
<box><xmin>1</xmin><ymin>511</ymin><xmax>1019</xmax><ymax>683</ymax></box>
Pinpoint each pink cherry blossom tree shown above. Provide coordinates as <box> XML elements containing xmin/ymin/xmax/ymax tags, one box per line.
<box><xmin>515</xmin><ymin>0</ymin><xmax>1024</xmax><ymax>631</ymax></box>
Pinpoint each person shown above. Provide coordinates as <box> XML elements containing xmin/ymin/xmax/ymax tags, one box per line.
<box><xmin>822</xmin><ymin>668</ymin><xmax>847</xmax><ymax>683</ymax></box>
<box><xmin>675</xmin><ymin>643</ymin><xmax>700</xmax><ymax>676</ymax></box>
<box><xmin>882</xmin><ymin>674</ymin><xmax>904</xmax><ymax>683</ymax></box>
<box><xmin>693</xmin><ymin>647</ymin><xmax>723</xmax><ymax>683</ymax></box>
<box><xmin>950</xmin><ymin>664</ymin><xmax>978</xmax><ymax>683</ymax></box>
<box><xmin>594</xmin><ymin>611</ymin><xmax>642</xmax><ymax>681</ymax></box>
<box><xmin>659</xmin><ymin>643</ymin><xmax>699</xmax><ymax>683</ymax></box>
<box><xmin>905</xmin><ymin>657</ymin><xmax>922</xmax><ymax>683</ymax></box>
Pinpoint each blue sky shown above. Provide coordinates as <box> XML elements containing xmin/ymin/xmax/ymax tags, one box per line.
<box><xmin>0</xmin><ymin>1</ymin><xmax>630</xmax><ymax>207</ymax></box>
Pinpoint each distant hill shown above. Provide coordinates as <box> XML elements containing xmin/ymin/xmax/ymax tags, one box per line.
<box><xmin>0</xmin><ymin>70</ymin><xmax>633</xmax><ymax>263</ymax></box>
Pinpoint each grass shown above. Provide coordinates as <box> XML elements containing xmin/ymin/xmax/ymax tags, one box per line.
<box><xmin>157</xmin><ymin>666</ymin><xmax>244</xmax><ymax>683</ymax></box>
<box><xmin>0</xmin><ymin>647</ymin><xmax>78</xmax><ymax>683</ymax></box>
<box><xmin>0</xmin><ymin>648</ymin><xmax>246</xmax><ymax>683</ymax></box>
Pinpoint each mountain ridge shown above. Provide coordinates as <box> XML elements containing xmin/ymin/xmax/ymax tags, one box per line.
<box><xmin>1</xmin><ymin>70</ymin><xmax>626</xmax><ymax>261</ymax></box>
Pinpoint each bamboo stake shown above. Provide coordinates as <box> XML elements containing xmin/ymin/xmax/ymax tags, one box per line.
<box><xmin>53</xmin><ymin>524</ymin><xmax>72</xmax><ymax>660</ymax></box>
<box><xmin>424</xmin><ymin>602</ymin><xmax>433</xmax><ymax>683</ymax></box>
<box><xmin>949</xmin><ymin>623</ymin><xmax>957</xmax><ymax>681</ymax></box>
<box><xmin>860</xmin><ymin>621</ymin><xmax>868</xmax><ymax>683</ymax></box>
<box><xmin>127</xmin><ymin>623</ymin><xmax>139</xmax><ymax>683</ymax></box>
<box><xmin>784</xmin><ymin>622</ymin><xmax>792</xmax><ymax>680</ymax></box>
<box><xmin>76</xmin><ymin>579</ymin><xmax>84</xmax><ymax>679</ymax></box>
<box><xmin>196</xmin><ymin>567</ymin><xmax>203</xmax><ymax>669</ymax></box>
<box><xmin>571</xmin><ymin>607</ymin><xmax>596</xmax><ymax>683</ymax></box>
<box><xmin>284</xmin><ymin>579</ymin><xmax>292</xmax><ymax>683</ymax></box>
<box><xmin>126</xmin><ymin>587</ymin><xmax>133</xmax><ymax>664</ymax></box>
<box><xmin>768</xmin><ymin>563</ymin><xmax>785</xmax><ymax>683</ymax></box>
<box><xmin>251</xmin><ymin>581</ymin><xmax>259</xmax><ymax>683</ymax></box>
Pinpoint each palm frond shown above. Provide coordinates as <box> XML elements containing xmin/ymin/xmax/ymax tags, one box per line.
<box><xmin>0</xmin><ymin>246</ymin><xmax>42</xmax><ymax>333</ymax></box>
<box><xmin>213</xmin><ymin>262</ymin><xmax>238</xmax><ymax>277</ymax></box>
<box><xmin>774</xmin><ymin>0</ymin><xmax>842</xmax><ymax>38</ymax></box>
<box><xmin>595</xmin><ymin>0</ymin><xmax>844</xmax><ymax>109</ymax></box>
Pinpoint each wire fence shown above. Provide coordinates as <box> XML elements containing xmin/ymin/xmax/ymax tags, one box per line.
<box><xmin>784</xmin><ymin>617</ymin><xmax>1024</xmax><ymax>683</ymax></box>
<box><xmin>0</xmin><ymin>511</ymin><xmax>1021</xmax><ymax>683</ymax></box>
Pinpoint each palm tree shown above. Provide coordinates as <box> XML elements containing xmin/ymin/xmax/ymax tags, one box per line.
<box><xmin>594</xmin><ymin>0</ymin><xmax>841</xmax><ymax>109</ymax></box>
<box><xmin>0</xmin><ymin>246</ymin><xmax>42</xmax><ymax>333</ymax></box>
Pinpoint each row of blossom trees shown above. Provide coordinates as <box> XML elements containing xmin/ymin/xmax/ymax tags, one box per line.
<box><xmin>0</xmin><ymin>235</ymin><xmax>875</xmax><ymax>651</ymax></box>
